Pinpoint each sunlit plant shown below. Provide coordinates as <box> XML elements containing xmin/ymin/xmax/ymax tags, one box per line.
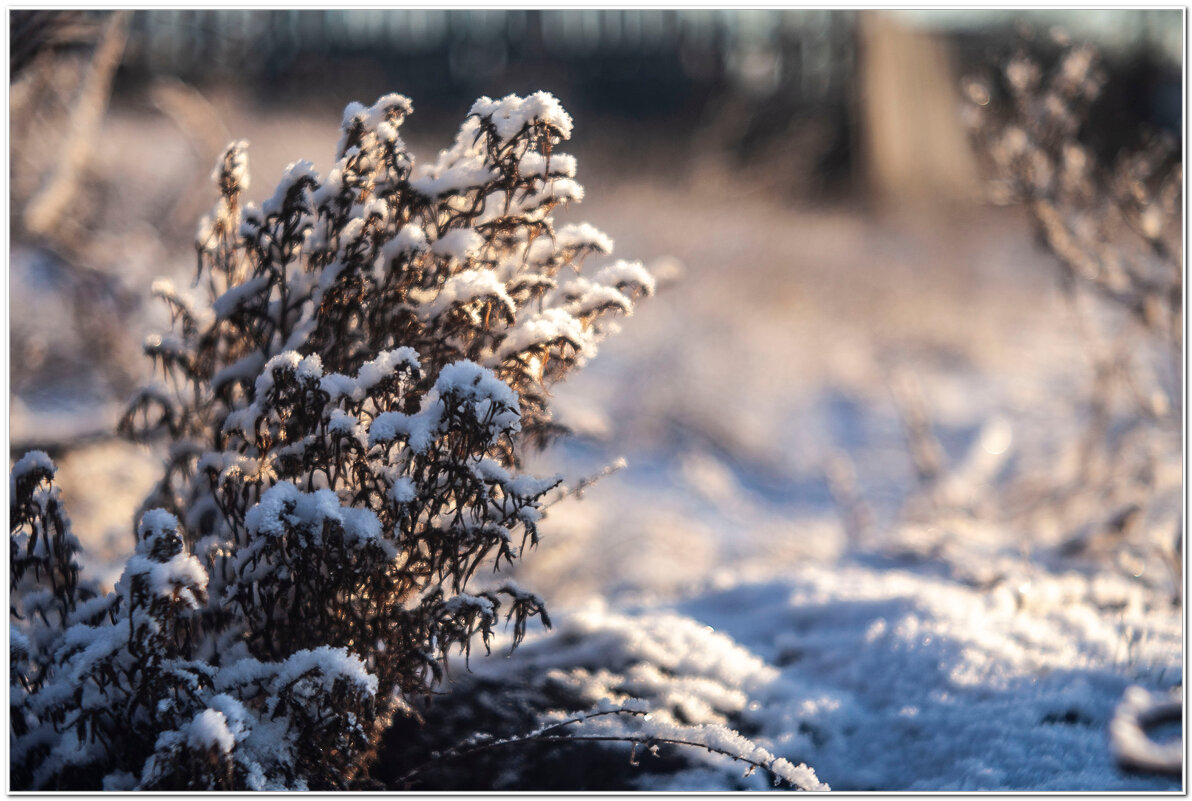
<box><xmin>11</xmin><ymin>90</ymin><xmax>656</xmax><ymax>790</ymax></box>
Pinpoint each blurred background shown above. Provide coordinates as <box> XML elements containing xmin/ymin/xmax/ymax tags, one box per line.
<box><xmin>7</xmin><ymin>9</ymin><xmax>1183</xmax><ymax>599</ymax></box>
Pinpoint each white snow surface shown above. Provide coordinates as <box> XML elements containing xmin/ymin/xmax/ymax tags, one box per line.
<box><xmin>430</xmin><ymin>228</ymin><xmax>484</xmax><ymax>263</ymax></box>
<box><xmin>555</xmin><ymin>222</ymin><xmax>614</xmax><ymax>255</ymax></box>
<box><xmin>469</xmin><ymin>91</ymin><xmax>574</xmax><ymax>142</ymax></box>
<box><xmin>379</xmin><ymin>224</ymin><xmax>429</xmax><ymax>263</ymax></box>
<box><xmin>254</xmin><ymin>351</ymin><xmax>323</xmax><ymax>397</ymax></box>
<box><xmin>119</xmin><ymin>552</ymin><xmax>208</xmax><ymax>607</ymax></box>
<box><xmin>260</xmin><ymin>159</ymin><xmax>317</xmax><ymax>219</ymax></box>
<box><xmin>215</xmin><ymin>645</ymin><xmax>379</xmax><ymax>697</ymax></box>
<box><xmin>137</xmin><ymin>508</ymin><xmax>180</xmax><ymax>540</ymax></box>
<box><xmin>369</xmin><ymin>361</ymin><xmax>524</xmax><ymax>452</ymax></box>
<box><xmin>519</xmin><ymin>151</ymin><xmax>577</xmax><ymax>180</ymax></box>
<box><xmin>320</xmin><ymin>347</ymin><xmax>420</xmax><ymax>403</ymax></box>
<box><xmin>467</xmin><ymin>554</ymin><xmax>1181</xmax><ymax>792</ymax></box>
<box><xmin>496</xmin><ymin>307</ymin><xmax>592</xmax><ymax>362</ymax></box>
<box><xmin>592</xmin><ymin>259</ymin><xmax>656</xmax><ymax>295</ymax></box>
<box><xmin>435</xmin><ymin>360</ymin><xmax>520</xmax><ymax>413</ymax></box>
<box><xmin>11</xmin><ymin>449</ymin><xmax>56</xmax><ymax>481</ymax></box>
<box><xmin>409</xmin><ymin>159</ymin><xmax>495</xmax><ymax>199</ymax></box>
<box><xmin>423</xmin><ymin>269</ymin><xmax>515</xmax><ymax>321</ymax></box>
<box><xmin>184</xmin><ymin>708</ymin><xmax>235</xmax><ymax>754</ymax></box>
<box><xmin>369</xmin><ymin>407</ymin><xmax>441</xmax><ymax>453</ymax></box>
<box><xmin>244</xmin><ymin>480</ymin><xmax>382</xmax><ymax>546</ymax></box>
<box><xmin>389</xmin><ymin>476</ymin><xmax>417</xmax><ymax>505</ymax></box>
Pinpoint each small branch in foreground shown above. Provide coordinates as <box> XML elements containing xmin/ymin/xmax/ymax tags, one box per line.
<box><xmin>543</xmin><ymin>456</ymin><xmax>628</xmax><ymax>508</ymax></box>
<box><xmin>393</xmin><ymin>707</ymin><xmax>821</xmax><ymax>791</ymax></box>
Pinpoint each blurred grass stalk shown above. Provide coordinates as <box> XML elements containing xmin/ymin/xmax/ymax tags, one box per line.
<box><xmin>23</xmin><ymin>11</ymin><xmax>130</xmax><ymax>247</ymax></box>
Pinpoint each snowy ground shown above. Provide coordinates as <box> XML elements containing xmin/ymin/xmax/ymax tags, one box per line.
<box><xmin>9</xmin><ymin>99</ymin><xmax>1183</xmax><ymax>791</ymax></box>
<box><xmin>456</xmin><ymin>560</ymin><xmax>1178</xmax><ymax>791</ymax></box>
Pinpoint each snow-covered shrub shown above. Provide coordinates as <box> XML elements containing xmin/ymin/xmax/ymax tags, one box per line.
<box><xmin>964</xmin><ymin>38</ymin><xmax>1181</xmax><ymax>352</ymax></box>
<box><xmin>962</xmin><ymin>36</ymin><xmax>1182</xmax><ymax>598</ymax></box>
<box><xmin>11</xmin><ymin>91</ymin><xmax>659</xmax><ymax>790</ymax></box>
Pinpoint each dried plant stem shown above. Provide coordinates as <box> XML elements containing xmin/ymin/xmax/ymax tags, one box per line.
<box><xmin>394</xmin><ymin>708</ymin><xmax>810</xmax><ymax>790</ymax></box>
<box><xmin>24</xmin><ymin>10</ymin><xmax>130</xmax><ymax>242</ymax></box>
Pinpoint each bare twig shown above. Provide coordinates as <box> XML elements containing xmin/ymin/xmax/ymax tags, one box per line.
<box><xmin>393</xmin><ymin>707</ymin><xmax>817</xmax><ymax>790</ymax></box>
<box><xmin>543</xmin><ymin>456</ymin><xmax>628</xmax><ymax>508</ymax></box>
<box><xmin>825</xmin><ymin>451</ymin><xmax>874</xmax><ymax>545</ymax></box>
